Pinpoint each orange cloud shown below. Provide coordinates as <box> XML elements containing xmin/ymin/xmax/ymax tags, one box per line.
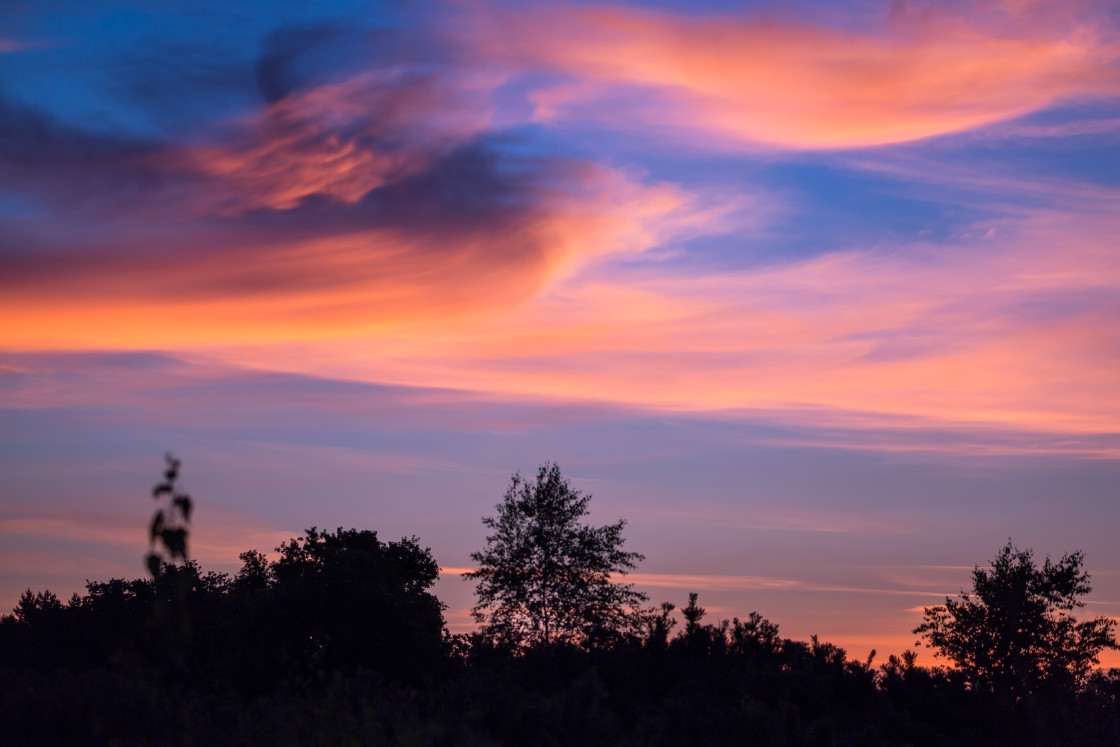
<box><xmin>5</xmin><ymin>196</ymin><xmax>1116</xmax><ymax>454</ymax></box>
<box><xmin>178</xmin><ymin>205</ymin><xmax>1117</xmax><ymax>451</ymax></box>
<box><xmin>180</xmin><ymin>68</ymin><xmax>494</xmax><ymax>214</ymax></box>
<box><xmin>464</xmin><ymin>0</ymin><xmax>1120</xmax><ymax>148</ymax></box>
<box><xmin>2</xmin><ymin>4</ymin><xmax>1117</xmax><ymax>456</ymax></box>
<box><xmin>0</xmin><ymin>163</ymin><xmax>721</xmax><ymax>347</ymax></box>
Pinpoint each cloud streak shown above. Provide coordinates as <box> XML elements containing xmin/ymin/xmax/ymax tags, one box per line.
<box><xmin>165</xmin><ymin>205</ymin><xmax>1113</xmax><ymax>448</ymax></box>
<box><xmin>465</xmin><ymin>0</ymin><xmax>1120</xmax><ymax>148</ymax></box>
<box><xmin>3</xmin><ymin>183</ymin><xmax>1117</xmax><ymax>452</ymax></box>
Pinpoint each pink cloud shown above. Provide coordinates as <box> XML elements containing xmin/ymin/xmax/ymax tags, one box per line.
<box><xmin>0</xmin><ymin>155</ymin><xmax>729</xmax><ymax>348</ymax></box>
<box><xmin>461</xmin><ymin>0</ymin><xmax>1120</xmax><ymax>148</ymax></box>
<box><xmin>0</xmin><ymin>504</ymin><xmax>292</xmax><ymax>572</ymax></box>
<box><xmin>179</xmin><ymin>67</ymin><xmax>494</xmax><ymax>214</ymax></box>
<box><xmin>0</xmin><ymin>39</ymin><xmax>44</xmax><ymax>53</ymax></box>
<box><xmin>187</xmin><ymin>203</ymin><xmax>1112</xmax><ymax>447</ymax></box>
<box><xmin>4</xmin><ymin>199</ymin><xmax>1116</xmax><ymax>455</ymax></box>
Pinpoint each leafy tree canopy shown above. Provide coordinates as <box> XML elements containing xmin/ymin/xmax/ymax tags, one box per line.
<box><xmin>914</xmin><ymin>540</ymin><xmax>1118</xmax><ymax>698</ymax></box>
<box><xmin>465</xmin><ymin>463</ymin><xmax>647</xmax><ymax>650</ymax></box>
<box><xmin>247</xmin><ymin>526</ymin><xmax>447</xmax><ymax>680</ymax></box>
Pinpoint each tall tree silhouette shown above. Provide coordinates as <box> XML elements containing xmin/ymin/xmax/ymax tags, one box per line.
<box><xmin>465</xmin><ymin>463</ymin><xmax>646</xmax><ymax>649</ymax></box>
<box><xmin>914</xmin><ymin>540</ymin><xmax>1118</xmax><ymax>699</ymax></box>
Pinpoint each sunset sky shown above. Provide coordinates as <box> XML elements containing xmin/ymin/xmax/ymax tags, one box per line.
<box><xmin>2</xmin><ymin>0</ymin><xmax>1118</xmax><ymax>664</ymax></box>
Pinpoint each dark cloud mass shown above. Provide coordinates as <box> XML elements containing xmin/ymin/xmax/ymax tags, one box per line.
<box><xmin>255</xmin><ymin>26</ymin><xmax>350</xmax><ymax>103</ymax></box>
<box><xmin>241</xmin><ymin>139</ymin><xmax>546</xmax><ymax>236</ymax></box>
<box><xmin>0</xmin><ymin>35</ymin><xmax>580</xmax><ymax>314</ymax></box>
<box><xmin>0</xmin><ymin>97</ymin><xmax>176</xmax><ymax>207</ymax></box>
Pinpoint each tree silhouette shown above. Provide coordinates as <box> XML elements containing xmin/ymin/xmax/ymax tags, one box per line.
<box><xmin>241</xmin><ymin>526</ymin><xmax>447</xmax><ymax>682</ymax></box>
<box><xmin>14</xmin><ymin>589</ymin><xmax>62</xmax><ymax>626</ymax></box>
<box><xmin>465</xmin><ymin>463</ymin><xmax>647</xmax><ymax>649</ymax></box>
<box><xmin>914</xmin><ymin>540</ymin><xmax>1118</xmax><ymax>699</ymax></box>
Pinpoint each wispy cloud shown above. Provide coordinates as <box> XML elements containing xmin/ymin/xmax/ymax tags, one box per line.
<box><xmin>0</xmin><ymin>504</ymin><xmax>292</xmax><ymax>569</ymax></box>
<box><xmin>0</xmin><ymin>39</ymin><xmax>45</xmax><ymax>53</ymax></box>
<box><xmin>448</xmin><ymin>568</ymin><xmax>951</xmax><ymax>596</ymax></box>
<box><xmin>462</xmin><ymin>0</ymin><xmax>1120</xmax><ymax>149</ymax></box>
<box><xmin>176</xmin><ymin>207</ymin><xmax>1115</xmax><ymax>447</ymax></box>
<box><xmin>4</xmin><ymin>192</ymin><xmax>1118</xmax><ymax>456</ymax></box>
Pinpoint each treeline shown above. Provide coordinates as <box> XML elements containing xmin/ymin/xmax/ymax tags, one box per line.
<box><xmin>2</xmin><ymin>528</ymin><xmax>446</xmax><ymax>690</ymax></box>
<box><xmin>2</xmin><ymin>460</ymin><xmax>1119</xmax><ymax>745</ymax></box>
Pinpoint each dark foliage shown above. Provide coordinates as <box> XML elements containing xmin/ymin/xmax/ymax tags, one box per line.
<box><xmin>915</xmin><ymin>540</ymin><xmax>1118</xmax><ymax>700</ymax></box>
<box><xmin>237</xmin><ymin>526</ymin><xmax>447</xmax><ymax>687</ymax></box>
<box><xmin>5</xmin><ymin>588</ymin><xmax>1119</xmax><ymax>746</ymax></box>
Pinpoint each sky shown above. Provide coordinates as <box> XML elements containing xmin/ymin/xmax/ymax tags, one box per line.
<box><xmin>1</xmin><ymin>0</ymin><xmax>1119</xmax><ymax>665</ymax></box>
